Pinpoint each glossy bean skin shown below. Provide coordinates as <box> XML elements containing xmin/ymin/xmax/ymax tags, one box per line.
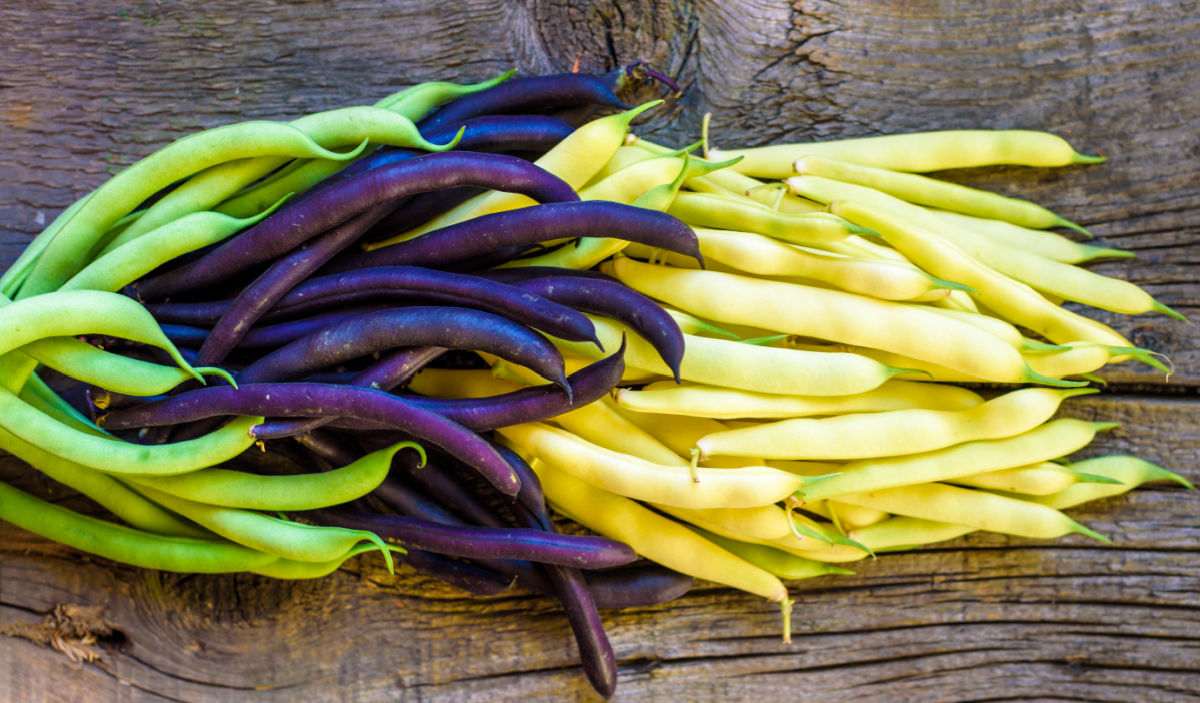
<box><xmin>236</xmin><ymin>306</ymin><xmax>567</xmax><ymax>394</ymax></box>
<box><xmin>0</xmin><ymin>480</ymin><xmax>279</xmax><ymax>573</ymax></box>
<box><xmin>135</xmin><ymin>152</ymin><xmax>579</xmax><ymax>300</ymax></box>
<box><xmin>98</xmin><ymin>383</ymin><xmax>520</xmax><ymax>496</ymax></box>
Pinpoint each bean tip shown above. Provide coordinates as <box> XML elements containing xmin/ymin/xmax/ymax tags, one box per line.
<box><xmin>1056</xmin><ymin>217</ymin><xmax>1094</xmax><ymax>239</ymax></box>
<box><xmin>1071</xmin><ymin>151</ymin><xmax>1107</xmax><ymax>165</ymax></box>
<box><xmin>1152</xmin><ymin>300</ymin><xmax>1189</xmax><ymax>323</ymax></box>
<box><xmin>1070</xmin><ymin>471</ymin><xmax>1125</xmax><ymax>486</ymax></box>
<box><xmin>1070</xmin><ymin>521</ymin><xmax>1111</xmax><ymax>544</ymax></box>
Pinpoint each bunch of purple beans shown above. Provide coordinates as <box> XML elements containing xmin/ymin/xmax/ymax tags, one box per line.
<box><xmin>0</xmin><ymin>64</ymin><xmax>704</xmax><ymax>698</ymax></box>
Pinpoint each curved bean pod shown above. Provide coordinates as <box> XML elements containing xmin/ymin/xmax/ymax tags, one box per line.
<box><xmin>98</xmin><ymin>383</ymin><xmax>520</xmax><ymax>496</ymax></box>
<box><xmin>135</xmin><ymin>152</ymin><xmax>579</xmax><ymax>300</ymax></box>
<box><xmin>20</xmin><ymin>337</ymin><xmax>231</xmax><ymax>398</ymax></box>
<box><xmin>237</xmin><ymin>307</ymin><xmax>567</xmax><ymax>394</ymax></box>
<box><xmin>315</xmin><ymin>511</ymin><xmax>636</xmax><ymax>569</ymax></box>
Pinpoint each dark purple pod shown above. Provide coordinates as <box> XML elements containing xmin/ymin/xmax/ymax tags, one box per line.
<box><xmin>315</xmin><ymin>511</ymin><xmax>636</xmax><ymax>570</ymax></box>
<box><xmin>584</xmin><ymin>563</ymin><xmax>694</xmax><ymax>608</ymax></box>
<box><xmin>373</xmin><ymin>475</ymin><xmax>464</xmax><ymax>526</ymax></box>
<box><xmin>197</xmin><ymin>204</ymin><xmax>393</xmax><ymax>364</ymax></box>
<box><xmin>270</xmin><ymin>266</ymin><xmax>598</xmax><ymax>346</ymax></box>
<box><xmin>513</xmin><ymin>275</ymin><xmax>684</xmax><ymax>382</ymax></box>
<box><xmin>241</xmin><ymin>308</ymin><xmax>389</xmax><ymax>349</ymax></box>
<box><xmin>480</xmin><ymin>267</ymin><xmax>617</xmax><ymax>284</ymax></box>
<box><xmin>334</xmin><ymin>201</ymin><xmax>702</xmax><ymax>271</ymax></box>
<box><xmin>134</xmin><ymin>152</ymin><xmax>580</xmax><ymax>300</ymax></box>
<box><xmin>237</xmin><ymin>307</ymin><xmax>568</xmax><ymax>396</ymax></box>
<box><xmin>403</xmin><ymin>549</ymin><xmax>512</xmax><ymax>596</ymax></box>
<box><xmin>98</xmin><ymin>383</ymin><xmax>521</xmax><ymax>496</ymax></box>
<box><xmin>493</xmin><ymin>443</ymin><xmax>547</xmax><ymax>525</ymax></box>
<box><xmin>147</xmin><ymin>300</ymin><xmax>229</xmax><ymax>326</ymax></box>
<box><xmin>291</xmin><ymin>429</ymin><xmax>360</xmax><ymax>467</ymax></box>
<box><xmin>398</xmin><ymin>340</ymin><xmax>625</xmax><ymax>431</ymax></box>
<box><xmin>396</xmin><ymin>452</ymin><xmax>507</xmax><ymax>530</ymax></box>
<box><xmin>160</xmin><ymin>323</ymin><xmax>210</xmax><ymax>348</ymax></box>
<box><xmin>418</xmin><ymin>63</ymin><xmax>678</xmax><ymax>133</ymax></box>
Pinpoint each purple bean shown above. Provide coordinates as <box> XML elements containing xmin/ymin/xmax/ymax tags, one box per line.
<box><xmin>160</xmin><ymin>323</ymin><xmax>210</xmax><ymax>348</ymax></box>
<box><xmin>99</xmin><ymin>383</ymin><xmax>521</xmax><ymax>496</ymax></box>
<box><xmin>146</xmin><ymin>300</ymin><xmax>230</xmax><ymax>326</ymax></box>
<box><xmin>480</xmin><ymin>267</ymin><xmax>617</xmax><ymax>284</ymax></box>
<box><xmin>291</xmin><ymin>429</ymin><xmax>360</xmax><ymax>467</ymax></box>
<box><xmin>418</xmin><ymin>63</ymin><xmax>677</xmax><ymax>132</ymax></box>
<box><xmin>270</xmin><ymin>266</ymin><xmax>598</xmax><ymax>346</ymax></box>
<box><xmin>394</xmin><ymin>451</ymin><xmax>507</xmax><ymax>529</ymax></box>
<box><xmin>315</xmin><ymin>510</ymin><xmax>636</xmax><ymax>569</ymax></box>
<box><xmin>493</xmin><ymin>443</ymin><xmax>548</xmax><ymax>525</ymax></box>
<box><xmin>242</xmin><ymin>308</ymin><xmax>389</xmax><ymax>349</ymax></box>
<box><xmin>237</xmin><ymin>307</ymin><xmax>568</xmax><ymax>397</ymax></box>
<box><xmin>513</xmin><ymin>275</ymin><xmax>683</xmax><ymax>381</ymax></box>
<box><xmin>402</xmin><ymin>549</ymin><xmax>512</xmax><ymax>596</ymax></box>
<box><xmin>335</xmin><ymin>201</ymin><xmax>702</xmax><ymax>270</ymax></box>
<box><xmin>197</xmin><ymin>204</ymin><xmax>393</xmax><ymax>365</ymax></box>
<box><xmin>584</xmin><ymin>564</ymin><xmax>694</xmax><ymax>608</ymax></box>
<box><xmin>134</xmin><ymin>152</ymin><xmax>580</xmax><ymax>300</ymax></box>
<box><xmin>398</xmin><ymin>341</ymin><xmax>624</xmax><ymax>431</ymax></box>
<box><xmin>373</xmin><ymin>475</ymin><xmax>464</xmax><ymax>526</ymax></box>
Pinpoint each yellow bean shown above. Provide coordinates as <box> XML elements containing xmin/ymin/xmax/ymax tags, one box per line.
<box><xmin>607</xmin><ymin>256</ymin><xmax>1042</xmax><ymax>384</ymax></box>
<box><xmin>697</xmin><ymin>530</ymin><xmax>854</xmax><ymax>580</ymax></box>
<box><xmin>531</xmin><ymin>458</ymin><xmax>787</xmax><ymax>601</ymax></box>
<box><xmin>697</xmin><ymin>388</ymin><xmax>1094</xmax><ymax>461</ymax></box>
<box><xmin>846</xmin><ymin>341</ymin><xmax>1165</xmax><ymax>381</ymax></box>
<box><xmin>794</xmin><ymin>156</ymin><xmax>1083</xmax><ymax>232</ymax></box>
<box><xmin>938</xmin><ymin>288</ymin><xmax>980</xmax><ymax>313</ymax></box>
<box><xmin>557</xmin><ymin>313</ymin><xmax>903</xmax><ymax>396</ymax></box>
<box><xmin>801</xmin><ymin>183</ymin><xmax>1131</xmax><ymax>348</ymax></box>
<box><xmin>921</xmin><ymin>307</ymin><xmax>1025</xmax><ymax>348</ymax></box>
<box><xmin>950</xmin><ymin>462</ymin><xmax>1080</xmax><ymax>495</ymax></box>
<box><xmin>710</xmin><ymin>129</ymin><xmax>1102</xmax><ymax>177</ymax></box>
<box><xmin>836</xmin><ymin>483</ymin><xmax>1105</xmax><ymax>540</ymax></box>
<box><xmin>616</xmin><ymin>408</ymin><xmax>764</xmax><ymax>467</ymax></box>
<box><xmin>927</xmin><ymin>209</ymin><xmax>1132</xmax><ymax>264</ymax></box>
<box><xmin>667</xmin><ymin>191</ymin><xmax>862</xmax><ymax>250</ymax></box>
<box><xmin>799</xmin><ymin>418</ymin><xmax>1116</xmax><ymax>500</ymax></box>
<box><xmin>552</xmin><ymin>398</ymin><xmax>686</xmax><ymax>466</ymax></box>
<box><xmin>498</xmin><ymin>423</ymin><xmax>807</xmax><ymax>509</ymax></box>
<box><xmin>616</xmin><ymin>380</ymin><xmax>982</xmax><ymax>420</ymax></box>
<box><xmin>851</xmin><ymin>517</ymin><xmax>976</xmax><ymax>551</ymax></box>
<box><xmin>688</xmin><ymin>227</ymin><xmax>955</xmax><ymax>301</ymax></box>
<box><xmin>1034</xmin><ymin>455</ymin><xmax>1193</xmax><ymax>509</ymax></box>
<box><xmin>370</xmin><ymin>102</ymin><xmax>659</xmax><ymax>248</ymax></box>
<box><xmin>406</xmin><ymin>368</ymin><xmax>521</xmax><ymax>398</ymax></box>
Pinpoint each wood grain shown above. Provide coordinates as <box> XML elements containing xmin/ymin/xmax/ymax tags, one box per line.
<box><xmin>1</xmin><ymin>1</ymin><xmax>1197</xmax><ymax>701</ymax></box>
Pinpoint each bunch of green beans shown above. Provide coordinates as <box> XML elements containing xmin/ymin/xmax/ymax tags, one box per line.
<box><xmin>0</xmin><ymin>73</ymin><xmax>514</xmax><ymax>577</ymax></box>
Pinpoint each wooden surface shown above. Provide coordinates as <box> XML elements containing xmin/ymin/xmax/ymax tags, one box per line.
<box><xmin>1</xmin><ymin>1</ymin><xmax>1197</xmax><ymax>700</ymax></box>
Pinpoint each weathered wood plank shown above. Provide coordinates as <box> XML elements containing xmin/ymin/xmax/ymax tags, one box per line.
<box><xmin>2</xmin><ymin>396</ymin><xmax>1197</xmax><ymax>701</ymax></box>
<box><xmin>1</xmin><ymin>1</ymin><xmax>1198</xmax><ymax>701</ymax></box>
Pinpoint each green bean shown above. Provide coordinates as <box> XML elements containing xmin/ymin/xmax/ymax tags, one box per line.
<box><xmin>0</xmin><ymin>194</ymin><xmax>91</xmax><ymax>297</ymax></box>
<box><xmin>82</xmin><ymin>197</ymin><xmax>290</xmax><ymax>283</ymax></box>
<box><xmin>126</xmin><ymin>442</ymin><xmax>422</xmax><ymax>511</ymax></box>
<box><xmin>0</xmin><ymin>479</ymin><xmax>277</xmax><ymax>573</ymax></box>
<box><xmin>1</xmin><ymin>389</ymin><xmax>260</xmax><ymax>476</ymax></box>
<box><xmin>20</xmin><ymin>337</ymin><xmax>233</xmax><ymax>397</ymax></box>
<box><xmin>20</xmin><ymin>122</ymin><xmax>368</xmax><ymax>295</ymax></box>
<box><xmin>0</xmin><ymin>290</ymin><xmax>200</xmax><ymax>382</ymax></box>
<box><xmin>709</xmin><ymin>129</ymin><xmax>1104</xmax><ymax>177</ymax></box>
<box><xmin>794</xmin><ymin>156</ymin><xmax>1086</xmax><ymax>233</ymax></box>
<box><xmin>17</xmin><ymin>372</ymin><xmax>111</xmax><ymax>439</ymax></box>
<box><xmin>250</xmin><ymin>543</ymin><xmax>397</xmax><ymax>579</ymax></box>
<box><xmin>696</xmin><ymin>528</ymin><xmax>854</xmax><ymax>580</ymax></box>
<box><xmin>0</xmin><ymin>424</ymin><xmax>204</xmax><ymax>537</ymax></box>
<box><xmin>136</xmin><ymin>485</ymin><xmax>392</xmax><ymax>568</ymax></box>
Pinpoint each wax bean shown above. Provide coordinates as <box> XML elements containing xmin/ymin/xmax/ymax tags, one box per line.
<box><xmin>950</xmin><ymin>462</ymin><xmax>1084</xmax><ymax>496</ymax></box>
<box><xmin>696</xmin><ymin>388</ymin><xmax>1095</xmax><ymax>461</ymax></box>
<box><xmin>928</xmin><ymin>209</ymin><xmax>1132</xmax><ymax>263</ymax></box>
<box><xmin>697</xmin><ymin>530</ymin><xmax>853</xmax><ymax>580</ymax></box>
<box><xmin>709</xmin><ymin>130</ymin><xmax>1103</xmax><ymax>177</ymax></box>
<box><xmin>1034</xmin><ymin>455</ymin><xmax>1193</xmax><ymax>509</ymax></box>
<box><xmin>616</xmin><ymin>380</ymin><xmax>982</xmax><ymax>420</ymax></box>
<box><xmin>798</xmin><ymin>419</ymin><xmax>1116</xmax><ymax>500</ymax></box>
<box><xmin>499</xmin><ymin>423</ymin><xmax>806</xmax><ymax>509</ymax></box>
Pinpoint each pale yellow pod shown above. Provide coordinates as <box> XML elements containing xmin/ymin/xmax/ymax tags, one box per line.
<box><xmin>710</xmin><ymin>129</ymin><xmax>1100</xmax><ymax>178</ymax></box>
<box><xmin>588</xmin><ymin>144</ymin><xmax>662</xmax><ymax>184</ymax></box>
<box><xmin>616</xmin><ymin>408</ymin><xmax>764</xmax><ymax>467</ymax></box>
<box><xmin>696</xmin><ymin>388</ymin><xmax>1095</xmax><ymax>461</ymax></box>
<box><xmin>552</xmin><ymin>398</ymin><xmax>686</xmax><ymax>467</ymax></box>
<box><xmin>667</xmin><ymin>191</ymin><xmax>860</xmax><ymax>250</ymax></box>
<box><xmin>937</xmin><ymin>288</ymin><xmax>980</xmax><ymax>313</ymax></box>
<box><xmin>806</xmin><ymin>500</ymin><xmax>889</xmax><ymax>531</ymax></box>
<box><xmin>835</xmin><ymin>483</ymin><xmax>1105</xmax><ymax>540</ymax></box>
<box><xmin>798</xmin><ymin>418</ymin><xmax>1117</xmax><ymax>500</ymax></box>
<box><xmin>663</xmin><ymin>504</ymin><xmax>796</xmax><ymax>543</ymax></box>
<box><xmin>689</xmin><ymin>227</ymin><xmax>951</xmax><ymax>301</ymax></box>
<box><xmin>928</xmin><ymin>209</ymin><xmax>1131</xmax><ymax>264</ymax></box>
<box><xmin>407</xmin><ymin>368</ymin><xmax>520</xmax><ymax>398</ymax></box>
<box><xmin>851</xmin><ymin>517</ymin><xmax>976</xmax><ymax>551</ymax></box>
<box><xmin>607</xmin><ymin>257</ymin><xmax>1038</xmax><ymax>384</ymax></box>
<box><xmin>557</xmin><ymin>314</ymin><xmax>904</xmax><ymax>397</ymax></box>
<box><xmin>767</xmin><ymin>460</ymin><xmax>845</xmax><ymax>476</ymax></box>
<box><xmin>532</xmin><ymin>458</ymin><xmax>787</xmax><ymax>601</ymax></box>
<box><xmin>793</xmin><ymin>156</ymin><xmax>1080</xmax><ymax>231</ymax></box>
<box><xmin>689</xmin><ymin>169</ymin><xmax>824</xmax><ymax>213</ymax></box>
<box><xmin>921</xmin><ymin>307</ymin><xmax>1024</xmax><ymax>348</ymax></box>
<box><xmin>800</xmin><ymin>182</ymin><xmax>1131</xmax><ymax>348</ymax></box>
<box><xmin>616</xmin><ymin>380</ymin><xmax>983</xmax><ymax>420</ymax></box>
<box><xmin>1034</xmin><ymin>455</ymin><xmax>1193</xmax><ymax>509</ymax></box>
<box><xmin>950</xmin><ymin>462</ymin><xmax>1079</xmax><ymax>495</ymax></box>
<box><xmin>498</xmin><ymin>423</ymin><xmax>806</xmax><ymax>509</ymax></box>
